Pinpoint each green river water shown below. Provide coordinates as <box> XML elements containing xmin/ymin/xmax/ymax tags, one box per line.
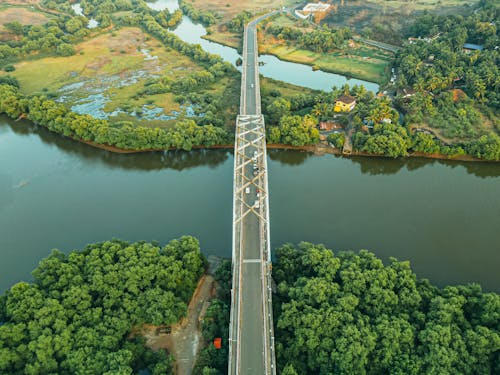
<box><xmin>1</xmin><ymin>116</ymin><xmax>499</xmax><ymax>292</ymax></box>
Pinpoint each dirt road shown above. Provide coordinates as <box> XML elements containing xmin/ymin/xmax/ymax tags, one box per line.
<box><xmin>143</xmin><ymin>274</ymin><xmax>216</xmax><ymax>375</ymax></box>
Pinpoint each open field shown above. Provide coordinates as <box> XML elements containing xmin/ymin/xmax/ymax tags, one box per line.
<box><xmin>0</xmin><ymin>6</ymin><xmax>49</xmax><ymax>40</ymax></box>
<box><xmin>261</xmin><ymin>76</ymin><xmax>319</xmax><ymax>98</ymax></box>
<box><xmin>4</xmin><ymin>27</ymin><xmax>210</xmax><ymax>127</ymax></box>
<box><xmin>187</xmin><ymin>0</ymin><xmax>299</xmax><ymax>23</ymax></box>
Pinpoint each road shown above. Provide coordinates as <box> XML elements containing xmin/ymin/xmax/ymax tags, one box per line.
<box><xmin>228</xmin><ymin>13</ymin><xmax>276</xmax><ymax>375</ymax></box>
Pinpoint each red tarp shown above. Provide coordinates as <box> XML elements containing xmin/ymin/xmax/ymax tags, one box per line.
<box><xmin>214</xmin><ymin>337</ymin><xmax>222</xmax><ymax>349</ymax></box>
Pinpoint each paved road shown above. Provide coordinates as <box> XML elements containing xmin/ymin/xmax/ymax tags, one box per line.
<box><xmin>229</xmin><ymin>13</ymin><xmax>276</xmax><ymax>375</ymax></box>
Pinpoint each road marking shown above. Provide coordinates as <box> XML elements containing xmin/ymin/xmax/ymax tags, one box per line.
<box><xmin>243</xmin><ymin>259</ymin><xmax>261</xmax><ymax>263</ymax></box>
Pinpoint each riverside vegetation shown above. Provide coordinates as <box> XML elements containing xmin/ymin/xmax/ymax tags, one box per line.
<box><xmin>0</xmin><ymin>237</ymin><xmax>205</xmax><ymax>374</ymax></box>
<box><xmin>2</xmin><ymin>238</ymin><xmax>499</xmax><ymax>374</ymax></box>
<box><xmin>0</xmin><ymin>0</ymin><xmax>499</xmax><ymax>160</ymax></box>
<box><xmin>273</xmin><ymin>242</ymin><xmax>500</xmax><ymax>374</ymax></box>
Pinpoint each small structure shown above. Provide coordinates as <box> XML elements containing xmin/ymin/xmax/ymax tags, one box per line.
<box><xmin>398</xmin><ymin>88</ymin><xmax>416</xmax><ymax>99</ymax></box>
<box><xmin>334</xmin><ymin>95</ymin><xmax>356</xmax><ymax>112</ymax></box>
<box><xmin>463</xmin><ymin>43</ymin><xmax>483</xmax><ymax>53</ymax></box>
<box><xmin>295</xmin><ymin>2</ymin><xmax>331</xmax><ymax>19</ymax></box>
<box><xmin>214</xmin><ymin>337</ymin><xmax>222</xmax><ymax>349</ymax></box>
<box><xmin>319</xmin><ymin>121</ymin><xmax>343</xmax><ymax>131</ymax></box>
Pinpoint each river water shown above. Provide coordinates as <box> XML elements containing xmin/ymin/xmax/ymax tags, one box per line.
<box><xmin>1</xmin><ymin>117</ymin><xmax>500</xmax><ymax>292</ymax></box>
<box><xmin>0</xmin><ymin>2</ymin><xmax>498</xmax><ymax>292</ymax></box>
<box><xmin>148</xmin><ymin>0</ymin><xmax>379</xmax><ymax>92</ymax></box>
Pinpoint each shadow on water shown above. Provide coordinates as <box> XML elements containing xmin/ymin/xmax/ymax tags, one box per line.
<box><xmin>348</xmin><ymin>156</ymin><xmax>500</xmax><ymax>178</ymax></box>
<box><xmin>1</xmin><ymin>116</ymin><xmax>230</xmax><ymax>172</ymax></box>
<box><xmin>3</xmin><ymin>116</ymin><xmax>499</xmax><ymax>177</ymax></box>
<box><xmin>268</xmin><ymin>149</ymin><xmax>312</xmax><ymax>166</ymax></box>
<box><xmin>267</xmin><ymin>148</ymin><xmax>500</xmax><ymax>178</ymax></box>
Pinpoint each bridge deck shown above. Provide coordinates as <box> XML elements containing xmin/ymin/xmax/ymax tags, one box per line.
<box><xmin>228</xmin><ymin>15</ymin><xmax>276</xmax><ymax>375</ymax></box>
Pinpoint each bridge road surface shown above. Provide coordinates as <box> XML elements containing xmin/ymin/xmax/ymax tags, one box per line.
<box><xmin>228</xmin><ymin>14</ymin><xmax>277</xmax><ymax>375</ymax></box>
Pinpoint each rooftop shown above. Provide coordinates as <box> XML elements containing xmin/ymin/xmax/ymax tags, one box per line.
<box><xmin>463</xmin><ymin>43</ymin><xmax>484</xmax><ymax>51</ymax></box>
<box><xmin>336</xmin><ymin>95</ymin><xmax>356</xmax><ymax>104</ymax></box>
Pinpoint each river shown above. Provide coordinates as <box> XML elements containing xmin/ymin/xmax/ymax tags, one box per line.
<box><xmin>1</xmin><ymin>116</ymin><xmax>500</xmax><ymax>292</ymax></box>
<box><xmin>1</xmin><ymin>2</ymin><xmax>498</xmax><ymax>293</ymax></box>
<box><xmin>146</xmin><ymin>0</ymin><xmax>379</xmax><ymax>92</ymax></box>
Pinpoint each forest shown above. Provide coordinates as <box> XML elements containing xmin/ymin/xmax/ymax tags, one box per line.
<box><xmin>273</xmin><ymin>242</ymin><xmax>500</xmax><ymax>375</ymax></box>
<box><xmin>0</xmin><ymin>237</ymin><xmax>206</xmax><ymax>374</ymax></box>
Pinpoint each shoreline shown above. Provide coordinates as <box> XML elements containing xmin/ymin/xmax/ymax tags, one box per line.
<box><xmin>201</xmin><ymin>32</ymin><xmax>383</xmax><ymax>85</ymax></box>
<box><xmin>256</xmin><ymin>44</ymin><xmax>384</xmax><ymax>85</ymax></box>
<box><xmin>78</xmin><ymin>134</ymin><xmax>492</xmax><ymax>163</ymax></box>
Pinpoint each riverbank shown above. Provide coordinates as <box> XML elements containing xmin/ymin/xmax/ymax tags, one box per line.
<box><xmin>78</xmin><ymin>130</ymin><xmax>492</xmax><ymax>163</ymax></box>
<box><xmin>257</xmin><ymin>43</ymin><xmax>386</xmax><ymax>84</ymax></box>
<box><xmin>255</xmin><ymin>13</ymin><xmax>391</xmax><ymax>84</ymax></box>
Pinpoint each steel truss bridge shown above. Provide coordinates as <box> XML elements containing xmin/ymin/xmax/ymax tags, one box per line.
<box><xmin>228</xmin><ymin>14</ymin><xmax>277</xmax><ymax>375</ymax></box>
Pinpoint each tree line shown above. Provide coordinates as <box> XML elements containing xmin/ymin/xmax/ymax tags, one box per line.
<box><xmin>178</xmin><ymin>0</ymin><xmax>218</xmax><ymax>27</ymax></box>
<box><xmin>0</xmin><ymin>84</ymin><xmax>229</xmax><ymax>151</ymax></box>
<box><xmin>264</xmin><ymin>23</ymin><xmax>352</xmax><ymax>53</ymax></box>
<box><xmin>0</xmin><ymin>237</ymin><xmax>206</xmax><ymax>374</ymax></box>
<box><xmin>273</xmin><ymin>242</ymin><xmax>500</xmax><ymax>374</ymax></box>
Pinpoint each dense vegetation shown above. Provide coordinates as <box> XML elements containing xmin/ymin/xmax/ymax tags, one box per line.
<box><xmin>0</xmin><ymin>237</ymin><xmax>206</xmax><ymax>374</ymax></box>
<box><xmin>265</xmin><ymin>82</ymin><xmax>500</xmax><ymax>160</ymax></box>
<box><xmin>393</xmin><ymin>0</ymin><xmax>499</xmax><ymax>149</ymax></box>
<box><xmin>0</xmin><ymin>84</ymin><xmax>229</xmax><ymax>151</ymax></box>
<box><xmin>264</xmin><ymin>94</ymin><xmax>320</xmax><ymax>146</ymax></box>
<box><xmin>266</xmin><ymin>23</ymin><xmax>352</xmax><ymax>53</ymax></box>
<box><xmin>227</xmin><ymin>11</ymin><xmax>252</xmax><ymax>34</ymax></box>
<box><xmin>273</xmin><ymin>242</ymin><xmax>500</xmax><ymax>374</ymax></box>
<box><xmin>178</xmin><ymin>0</ymin><xmax>217</xmax><ymax>27</ymax></box>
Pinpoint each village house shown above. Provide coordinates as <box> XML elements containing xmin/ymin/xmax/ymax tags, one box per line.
<box><xmin>463</xmin><ymin>43</ymin><xmax>484</xmax><ymax>53</ymax></box>
<box><xmin>334</xmin><ymin>95</ymin><xmax>356</xmax><ymax>112</ymax></box>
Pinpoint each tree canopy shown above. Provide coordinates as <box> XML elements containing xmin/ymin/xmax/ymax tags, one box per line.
<box><xmin>274</xmin><ymin>242</ymin><xmax>500</xmax><ymax>374</ymax></box>
<box><xmin>0</xmin><ymin>237</ymin><xmax>206</xmax><ymax>374</ymax></box>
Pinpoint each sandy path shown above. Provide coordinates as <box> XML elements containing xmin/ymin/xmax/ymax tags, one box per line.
<box><xmin>143</xmin><ymin>274</ymin><xmax>216</xmax><ymax>375</ymax></box>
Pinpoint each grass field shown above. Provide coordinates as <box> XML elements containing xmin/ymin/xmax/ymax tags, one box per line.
<box><xmin>261</xmin><ymin>76</ymin><xmax>319</xmax><ymax>98</ymax></box>
<box><xmin>4</xmin><ymin>27</ymin><xmax>210</xmax><ymax>126</ymax></box>
<box><xmin>0</xmin><ymin>6</ymin><xmax>49</xmax><ymax>40</ymax></box>
<box><xmin>366</xmin><ymin>0</ymin><xmax>477</xmax><ymax>11</ymax></box>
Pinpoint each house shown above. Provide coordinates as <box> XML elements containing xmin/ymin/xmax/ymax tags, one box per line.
<box><xmin>463</xmin><ymin>43</ymin><xmax>483</xmax><ymax>53</ymax></box>
<box><xmin>334</xmin><ymin>95</ymin><xmax>356</xmax><ymax>112</ymax></box>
